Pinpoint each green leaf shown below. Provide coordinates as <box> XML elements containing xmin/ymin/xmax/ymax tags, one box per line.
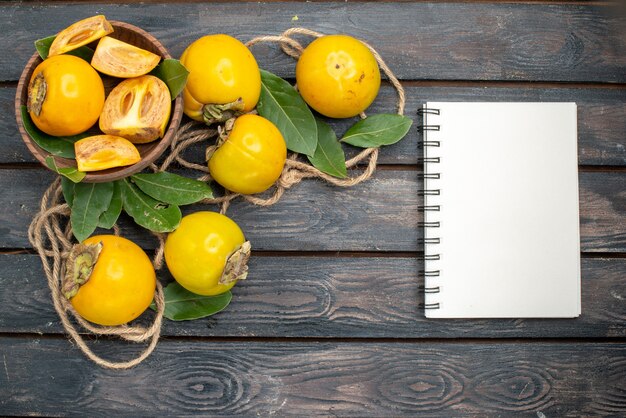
<box><xmin>120</xmin><ymin>178</ymin><xmax>181</xmax><ymax>233</ymax></box>
<box><xmin>150</xmin><ymin>282</ymin><xmax>232</xmax><ymax>321</ymax></box>
<box><xmin>340</xmin><ymin>114</ymin><xmax>413</xmax><ymax>148</ymax></box>
<box><xmin>131</xmin><ymin>172</ymin><xmax>213</xmax><ymax>206</ymax></box>
<box><xmin>45</xmin><ymin>156</ymin><xmax>86</xmax><ymax>183</ymax></box>
<box><xmin>70</xmin><ymin>182</ymin><xmax>114</xmax><ymax>242</ymax></box>
<box><xmin>34</xmin><ymin>36</ymin><xmax>56</xmax><ymax>59</ymax></box>
<box><xmin>150</xmin><ymin>59</ymin><xmax>189</xmax><ymax>99</ymax></box>
<box><xmin>21</xmin><ymin>106</ymin><xmax>86</xmax><ymax>158</ymax></box>
<box><xmin>61</xmin><ymin>177</ymin><xmax>76</xmax><ymax>207</ymax></box>
<box><xmin>98</xmin><ymin>181</ymin><xmax>123</xmax><ymax>229</ymax></box>
<box><xmin>34</xmin><ymin>35</ymin><xmax>94</xmax><ymax>61</ymax></box>
<box><xmin>307</xmin><ymin>118</ymin><xmax>347</xmax><ymax>179</ymax></box>
<box><xmin>257</xmin><ymin>69</ymin><xmax>317</xmax><ymax>156</ymax></box>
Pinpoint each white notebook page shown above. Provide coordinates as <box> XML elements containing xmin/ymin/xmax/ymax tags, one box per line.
<box><xmin>423</xmin><ymin>102</ymin><xmax>581</xmax><ymax>318</ymax></box>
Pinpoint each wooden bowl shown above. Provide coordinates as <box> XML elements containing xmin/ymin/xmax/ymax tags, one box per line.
<box><xmin>15</xmin><ymin>21</ymin><xmax>184</xmax><ymax>183</ymax></box>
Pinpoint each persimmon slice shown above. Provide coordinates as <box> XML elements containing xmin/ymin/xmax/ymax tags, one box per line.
<box><xmin>48</xmin><ymin>15</ymin><xmax>114</xmax><ymax>57</ymax></box>
<box><xmin>99</xmin><ymin>75</ymin><xmax>171</xmax><ymax>144</ymax></box>
<box><xmin>74</xmin><ymin>135</ymin><xmax>141</xmax><ymax>172</ymax></box>
<box><xmin>91</xmin><ymin>36</ymin><xmax>161</xmax><ymax>78</ymax></box>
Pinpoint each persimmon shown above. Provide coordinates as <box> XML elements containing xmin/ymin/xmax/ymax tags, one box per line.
<box><xmin>208</xmin><ymin>114</ymin><xmax>286</xmax><ymax>195</ymax></box>
<box><xmin>27</xmin><ymin>55</ymin><xmax>104</xmax><ymax>136</ymax></box>
<box><xmin>65</xmin><ymin>235</ymin><xmax>156</xmax><ymax>326</ymax></box>
<box><xmin>296</xmin><ymin>35</ymin><xmax>381</xmax><ymax>118</ymax></box>
<box><xmin>180</xmin><ymin>34</ymin><xmax>260</xmax><ymax>123</ymax></box>
<box><xmin>165</xmin><ymin>212</ymin><xmax>250</xmax><ymax>296</ymax></box>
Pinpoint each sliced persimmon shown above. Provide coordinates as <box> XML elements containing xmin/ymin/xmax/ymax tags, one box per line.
<box><xmin>74</xmin><ymin>135</ymin><xmax>141</xmax><ymax>172</ymax></box>
<box><xmin>99</xmin><ymin>75</ymin><xmax>171</xmax><ymax>144</ymax></box>
<box><xmin>91</xmin><ymin>36</ymin><xmax>161</xmax><ymax>78</ymax></box>
<box><xmin>48</xmin><ymin>15</ymin><xmax>114</xmax><ymax>57</ymax></box>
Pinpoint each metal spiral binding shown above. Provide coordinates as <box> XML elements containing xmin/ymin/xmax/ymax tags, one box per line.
<box><xmin>417</xmin><ymin>205</ymin><xmax>440</xmax><ymax>211</ymax></box>
<box><xmin>417</xmin><ymin>157</ymin><xmax>440</xmax><ymax>164</ymax></box>
<box><xmin>418</xmin><ymin>190</ymin><xmax>440</xmax><ymax>196</ymax></box>
<box><xmin>417</xmin><ymin>125</ymin><xmax>440</xmax><ymax>132</ymax></box>
<box><xmin>417</xmin><ymin>108</ymin><xmax>440</xmax><ymax>115</ymax></box>
<box><xmin>418</xmin><ymin>107</ymin><xmax>441</xmax><ymax>312</ymax></box>
<box><xmin>418</xmin><ymin>141</ymin><xmax>440</xmax><ymax>148</ymax></box>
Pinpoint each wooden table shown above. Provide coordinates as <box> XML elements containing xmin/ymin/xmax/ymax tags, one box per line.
<box><xmin>1</xmin><ymin>1</ymin><xmax>625</xmax><ymax>416</ymax></box>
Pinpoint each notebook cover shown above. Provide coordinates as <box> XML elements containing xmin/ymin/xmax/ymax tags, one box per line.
<box><xmin>423</xmin><ymin>102</ymin><xmax>581</xmax><ymax>318</ymax></box>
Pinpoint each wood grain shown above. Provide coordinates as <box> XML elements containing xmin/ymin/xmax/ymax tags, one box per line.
<box><xmin>0</xmin><ymin>338</ymin><xmax>624</xmax><ymax>416</ymax></box>
<box><xmin>1</xmin><ymin>2</ymin><xmax>625</xmax><ymax>83</ymax></box>
<box><xmin>0</xmin><ymin>254</ymin><xmax>623</xmax><ymax>338</ymax></box>
<box><xmin>0</xmin><ymin>168</ymin><xmax>624</xmax><ymax>252</ymax></box>
<box><xmin>3</xmin><ymin>85</ymin><xmax>625</xmax><ymax>166</ymax></box>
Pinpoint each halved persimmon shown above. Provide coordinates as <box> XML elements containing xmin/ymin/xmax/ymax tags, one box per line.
<box><xmin>99</xmin><ymin>75</ymin><xmax>171</xmax><ymax>144</ymax></box>
<box><xmin>48</xmin><ymin>15</ymin><xmax>114</xmax><ymax>57</ymax></box>
<box><xmin>91</xmin><ymin>36</ymin><xmax>160</xmax><ymax>78</ymax></box>
<box><xmin>74</xmin><ymin>135</ymin><xmax>141</xmax><ymax>172</ymax></box>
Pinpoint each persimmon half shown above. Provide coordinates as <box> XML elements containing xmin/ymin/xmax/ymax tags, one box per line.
<box><xmin>99</xmin><ymin>75</ymin><xmax>171</xmax><ymax>144</ymax></box>
<box><xmin>91</xmin><ymin>36</ymin><xmax>160</xmax><ymax>78</ymax></box>
<box><xmin>74</xmin><ymin>135</ymin><xmax>141</xmax><ymax>172</ymax></box>
<box><xmin>48</xmin><ymin>15</ymin><xmax>113</xmax><ymax>57</ymax></box>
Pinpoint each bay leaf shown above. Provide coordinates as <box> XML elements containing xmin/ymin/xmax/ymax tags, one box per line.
<box><xmin>150</xmin><ymin>282</ymin><xmax>232</xmax><ymax>321</ymax></box>
<box><xmin>71</xmin><ymin>182</ymin><xmax>114</xmax><ymax>242</ymax></box>
<box><xmin>340</xmin><ymin>114</ymin><xmax>413</xmax><ymax>148</ymax></box>
<box><xmin>257</xmin><ymin>69</ymin><xmax>317</xmax><ymax>156</ymax></box>
<box><xmin>131</xmin><ymin>172</ymin><xmax>213</xmax><ymax>206</ymax></box>
<box><xmin>98</xmin><ymin>181</ymin><xmax>123</xmax><ymax>229</ymax></box>
<box><xmin>35</xmin><ymin>35</ymin><xmax>94</xmax><ymax>61</ymax></box>
<box><xmin>45</xmin><ymin>156</ymin><xmax>86</xmax><ymax>183</ymax></box>
<box><xmin>21</xmin><ymin>106</ymin><xmax>86</xmax><ymax>158</ymax></box>
<box><xmin>61</xmin><ymin>177</ymin><xmax>75</xmax><ymax>207</ymax></box>
<box><xmin>150</xmin><ymin>59</ymin><xmax>189</xmax><ymax>99</ymax></box>
<box><xmin>120</xmin><ymin>178</ymin><xmax>181</xmax><ymax>233</ymax></box>
<box><xmin>307</xmin><ymin>118</ymin><xmax>347</xmax><ymax>179</ymax></box>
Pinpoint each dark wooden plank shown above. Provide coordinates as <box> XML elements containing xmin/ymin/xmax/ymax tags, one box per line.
<box><xmin>1</xmin><ymin>2</ymin><xmax>625</xmax><ymax>83</ymax></box>
<box><xmin>1</xmin><ymin>254</ymin><xmax>624</xmax><ymax>338</ymax></box>
<box><xmin>579</xmin><ymin>171</ymin><xmax>626</xmax><ymax>252</ymax></box>
<box><xmin>1</xmin><ymin>338</ymin><xmax>625</xmax><ymax>416</ymax></box>
<box><xmin>0</xmin><ymin>168</ymin><xmax>624</xmax><ymax>252</ymax></box>
<box><xmin>3</xmin><ymin>85</ymin><xmax>626</xmax><ymax>166</ymax></box>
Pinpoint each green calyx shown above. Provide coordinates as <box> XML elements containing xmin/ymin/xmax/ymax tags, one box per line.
<box><xmin>202</xmin><ymin>98</ymin><xmax>245</xmax><ymax>126</ymax></box>
<box><xmin>219</xmin><ymin>241</ymin><xmax>251</xmax><ymax>285</ymax></box>
<box><xmin>62</xmin><ymin>241</ymin><xmax>103</xmax><ymax>299</ymax></box>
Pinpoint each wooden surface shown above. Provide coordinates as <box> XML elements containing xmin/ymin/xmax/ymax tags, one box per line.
<box><xmin>1</xmin><ymin>1</ymin><xmax>625</xmax><ymax>417</ymax></box>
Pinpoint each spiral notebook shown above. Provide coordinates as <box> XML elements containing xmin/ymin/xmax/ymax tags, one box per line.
<box><xmin>420</xmin><ymin>102</ymin><xmax>581</xmax><ymax>318</ymax></box>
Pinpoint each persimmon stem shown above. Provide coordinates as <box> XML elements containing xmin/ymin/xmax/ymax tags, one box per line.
<box><xmin>219</xmin><ymin>241</ymin><xmax>251</xmax><ymax>285</ymax></box>
<box><xmin>62</xmin><ymin>241</ymin><xmax>102</xmax><ymax>299</ymax></box>
<box><xmin>202</xmin><ymin>98</ymin><xmax>245</xmax><ymax>125</ymax></box>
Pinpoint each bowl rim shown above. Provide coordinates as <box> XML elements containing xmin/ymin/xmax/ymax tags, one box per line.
<box><xmin>14</xmin><ymin>20</ymin><xmax>184</xmax><ymax>183</ymax></box>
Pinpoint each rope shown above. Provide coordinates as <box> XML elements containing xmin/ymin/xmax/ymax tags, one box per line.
<box><xmin>27</xmin><ymin>27</ymin><xmax>405</xmax><ymax>369</ymax></box>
